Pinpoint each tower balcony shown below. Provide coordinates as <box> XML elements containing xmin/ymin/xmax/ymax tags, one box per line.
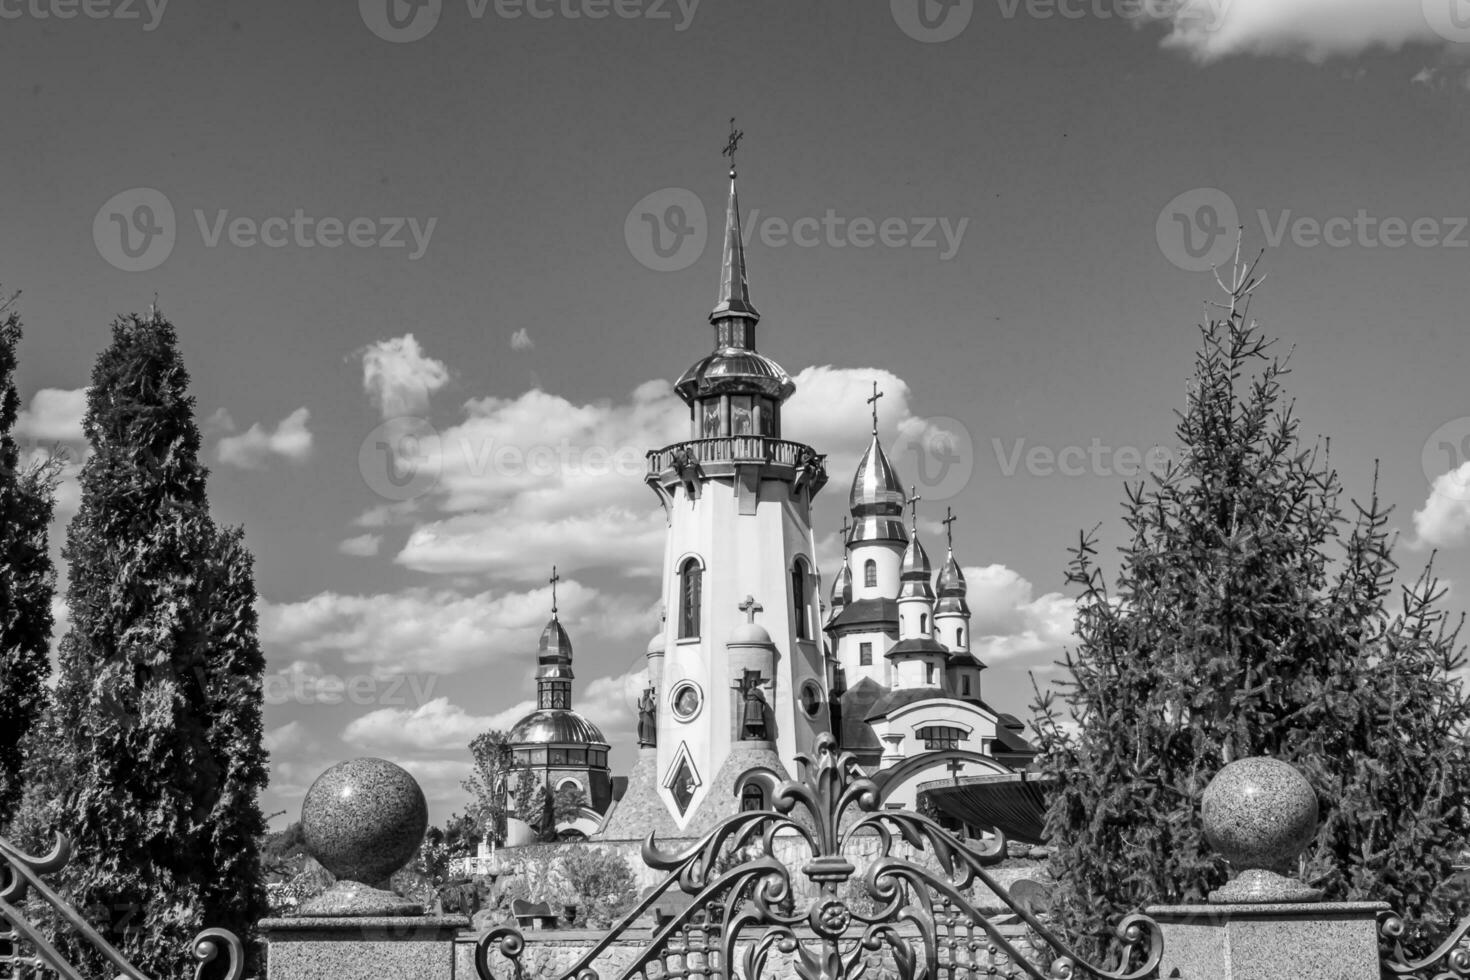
<box><xmin>646</xmin><ymin>436</ymin><xmax>828</xmax><ymax>499</ymax></box>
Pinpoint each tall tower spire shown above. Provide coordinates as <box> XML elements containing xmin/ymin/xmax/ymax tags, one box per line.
<box><xmin>711</xmin><ymin>118</ymin><xmax>759</xmax><ymax>326</ymax></box>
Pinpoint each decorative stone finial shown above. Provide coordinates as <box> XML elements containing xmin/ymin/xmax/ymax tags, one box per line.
<box><xmin>296</xmin><ymin>758</ymin><xmax>429</xmax><ymax>917</ymax></box>
<box><xmin>1202</xmin><ymin>757</ymin><xmax>1323</xmax><ymax>903</ymax></box>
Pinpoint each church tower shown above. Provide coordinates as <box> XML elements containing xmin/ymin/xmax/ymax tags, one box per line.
<box><xmin>643</xmin><ymin>146</ymin><xmax>831</xmax><ymax>831</ymax></box>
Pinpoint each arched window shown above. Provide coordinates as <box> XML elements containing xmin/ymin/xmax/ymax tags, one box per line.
<box><xmin>679</xmin><ymin>558</ymin><xmax>702</xmax><ymax>638</ymax></box>
<box><xmin>792</xmin><ymin>562</ymin><xmax>808</xmax><ymax>640</ymax></box>
<box><xmin>864</xmin><ymin>559</ymin><xmax>877</xmax><ymax>589</ymax></box>
<box><xmin>956</xmin><ymin>627</ymin><xmax>964</xmax><ymax>647</ymax></box>
<box><xmin>925</xmin><ymin>662</ymin><xmax>936</xmax><ymax>684</ymax></box>
<box><xmin>919</xmin><ymin>613</ymin><xmax>928</xmax><ymax>634</ymax></box>
<box><xmin>740</xmin><ymin>783</ymin><xmax>765</xmax><ymax>812</ymax></box>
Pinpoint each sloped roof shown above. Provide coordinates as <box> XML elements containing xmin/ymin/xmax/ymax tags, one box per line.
<box><xmin>825</xmin><ymin>598</ymin><xmax>899</xmax><ymax>632</ymax></box>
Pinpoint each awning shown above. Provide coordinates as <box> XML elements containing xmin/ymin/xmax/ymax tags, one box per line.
<box><xmin>917</xmin><ymin>772</ymin><xmax>1055</xmax><ymax>845</ymax></box>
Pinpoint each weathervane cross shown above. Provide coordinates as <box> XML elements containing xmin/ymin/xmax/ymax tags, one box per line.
<box><xmin>942</xmin><ymin>507</ymin><xmax>957</xmax><ymax>549</ymax></box>
<box><xmin>908</xmin><ymin>485</ymin><xmax>922</xmax><ymax>530</ymax></box>
<box><xmin>738</xmin><ymin>594</ymin><xmax>763</xmax><ymax>624</ymax></box>
<box><xmin>549</xmin><ymin>565</ymin><xmax>560</xmax><ymax>617</ymax></box>
<box><xmin>840</xmin><ymin>515</ymin><xmax>852</xmax><ymax>541</ymax></box>
<box><xmin>722</xmin><ymin>117</ymin><xmax>744</xmax><ymax>174</ymax></box>
<box><xmin>867</xmin><ymin>381</ymin><xmax>884</xmax><ymax>436</ymax></box>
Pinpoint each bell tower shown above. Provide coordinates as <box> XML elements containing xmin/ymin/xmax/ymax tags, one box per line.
<box><xmin>644</xmin><ymin>137</ymin><xmax>831</xmax><ymax>831</ymax></box>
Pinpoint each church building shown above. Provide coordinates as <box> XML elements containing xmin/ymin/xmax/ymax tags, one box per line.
<box><xmin>594</xmin><ymin>143</ymin><xmax>1036</xmax><ymax>840</ymax></box>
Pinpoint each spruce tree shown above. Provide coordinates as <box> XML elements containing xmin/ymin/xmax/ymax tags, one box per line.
<box><xmin>0</xmin><ymin>291</ymin><xmax>58</xmax><ymax>822</ymax></box>
<box><xmin>51</xmin><ymin>311</ymin><xmax>268</xmax><ymax>976</ymax></box>
<box><xmin>1033</xmin><ymin>252</ymin><xmax>1470</xmax><ymax>959</ymax></box>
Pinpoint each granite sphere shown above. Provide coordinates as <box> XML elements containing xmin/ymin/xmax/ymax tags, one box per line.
<box><xmin>1202</xmin><ymin>757</ymin><xmax>1318</xmax><ymax>873</ymax></box>
<box><xmin>301</xmin><ymin>758</ymin><xmax>428</xmax><ymax>885</ymax></box>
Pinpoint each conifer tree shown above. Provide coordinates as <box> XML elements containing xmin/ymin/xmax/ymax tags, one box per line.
<box><xmin>0</xmin><ymin>291</ymin><xmax>58</xmax><ymax>822</ymax></box>
<box><xmin>1033</xmin><ymin>251</ymin><xmax>1470</xmax><ymax>959</ymax></box>
<box><xmin>51</xmin><ymin>310</ymin><xmax>268</xmax><ymax>976</ymax></box>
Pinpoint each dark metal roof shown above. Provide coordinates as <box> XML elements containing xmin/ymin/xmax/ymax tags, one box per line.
<box><xmin>825</xmin><ymin>598</ymin><xmax>899</xmax><ymax>633</ymax></box>
<box><xmin>886</xmin><ymin>638</ymin><xmax>951</xmax><ymax>658</ymax></box>
<box><xmin>918</xmin><ymin>773</ymin><xmax>1055</xmax><ymax>845</ymax></box>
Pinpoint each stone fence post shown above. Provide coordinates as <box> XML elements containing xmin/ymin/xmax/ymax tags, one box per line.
<box><xmin>1147</xmin><ymin>757</ymin><xmax>1386</xmax><ymax>980</ymax></box>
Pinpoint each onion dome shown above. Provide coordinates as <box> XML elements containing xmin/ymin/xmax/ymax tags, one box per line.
<box><xmin>508</xmin><ymin>709</ymin><xmax>608</xmax><ymax>746</ymax></box>
<box><xmin>828</xmin><ymin>558</ymin><xmax>853</xmax><ymax>618</ymax></box>
<box><xmin>935</xmin><ymin>551</ymin><xmax>970</xmax><ymax>618</ymax></box>
<box><xmin>646</xmin><ymin>632</ymin><xmax>666</xmax><ymax>656</ymax></box>
<box><xmin>537</xmin><ymin>616</ymin><xmax>574</xmax><ymax>681</ymax></box>
<box><xmin>848</xmin><ymin>435</ymin><xmax>908</xmax><ymax>546</ymax></box>
<box><xmin>898</xmin><ymin>532</ymin><xmax>934</xmax><ymax>601</ymax></box>
<box><xmin>674</xmin><ymin>348</ymin><xmax>794</xmax><ymax>403</ymax></box>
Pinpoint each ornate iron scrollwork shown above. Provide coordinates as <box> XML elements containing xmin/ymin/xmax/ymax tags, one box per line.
<box><xmin>1380</xmin><ymin>910</ymin><xmax>1470</xmax><ymax>979</ymax></box>
<box><xmin>0</xmin><ymin>832</ymin><xmax>243</xmax><ymax>980</ymax></box>
<box><xmin>475</xmin><ymin>733</ymin><xmax>1162</xmax><ymax>980</ymax></box>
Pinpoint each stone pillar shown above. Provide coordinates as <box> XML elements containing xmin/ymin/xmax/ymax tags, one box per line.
<box><xmin>261</xmin><ymin>758</ymin><xmax>468</xmax><ymax>980</ymax></box>
<box><xmin>1149</xmin><ymin>901</ymin><xmax>1388</xmax><ymax>980</ymax></box>
<box><xmin>1147</xmin><ymin>757</ymin><xmax>1386</xmax><ymax>980</ymax></box>
<box><xmin>261</xmin><ymin>915</ymin><xmax>469</xmax><ymax>980</ymax></box>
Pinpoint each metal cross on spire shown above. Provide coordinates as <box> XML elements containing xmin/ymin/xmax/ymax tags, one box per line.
<box><xmin>839</xmin><ymin>515</ymin><xmax>852</xmax><ymax>543</ymax></box>
<box><xmin>722</xmin><ymin>117</ymin><xmax>744</xmax><ymax>177</ymax></box>
<box><xmin>942</xmin><ymin>507</ymin><xmax>957</xmax><ymax>550</ymax></box>
<box><xmin>908</xmin><ymin>485</ymin><xmax>922</xmax><ymax>531</ymax></box>
<box><xmin>549</xmin><ymin>565</ymin><xmax>560</xmax><ymax>618</ymax></box>
<box><xmin>738</xmin><ymin>594</ymin><xmax>763</xmax><ymax>624</ymax></box>
<box><xmin>867</xmin><ymin>381</ymin><xmax>884</xmax><ymax>437</ymax></box>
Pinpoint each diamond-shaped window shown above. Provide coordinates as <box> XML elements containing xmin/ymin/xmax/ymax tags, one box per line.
<box><xmin>670</xmin><ymin>757</ymin><xmax>697</xmax><ymax>815</ymax></box>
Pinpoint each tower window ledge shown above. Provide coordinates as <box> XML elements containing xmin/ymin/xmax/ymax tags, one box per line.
<box><xmin>674</xmin><ymin>636</ymin><xmax>703</xmax><ymax>646</ymax></box>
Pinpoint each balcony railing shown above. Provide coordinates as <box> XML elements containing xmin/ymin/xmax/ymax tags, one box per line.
<box><xmin>646</xmin><ymin>437</ymin><xmax>820</xmax><ymax>476</ymax></box>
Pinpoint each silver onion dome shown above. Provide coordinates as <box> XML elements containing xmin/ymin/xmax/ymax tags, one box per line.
<box><xmin>508</xmin><ymin>709</ymin><xmax>608</xmax><ymax>747</ymax></box>
<box><xmin>848</xmin><ymin>435</ymin><xmax>908</xmax><ymax>546</ymax></box>
<box><xmin>898</xmin><ymin>533</ymin><xmax>935</xmax><ymax>600</ymax></box>
<box><xmin>935</xmin><ymin>551</ymin><xmax>970</xmax><ymax>617</ymax></box>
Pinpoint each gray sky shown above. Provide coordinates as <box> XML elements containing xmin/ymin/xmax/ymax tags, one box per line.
<box><xmin>5</xmin><ymin>0</ymin><xmax>1470</xmax><ymax>824</ymax></box>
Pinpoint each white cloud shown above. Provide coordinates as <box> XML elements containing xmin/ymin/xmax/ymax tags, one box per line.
<box><xmin>264</xmin><ymin>720</ymin><xmax>320</xmax><ymax>757</ymax></box>
<box><xmin>1412</xmin><ymin>463</ymin><xmax>1470</xmax><ymax>549</ymax></box>
<box><xmin>15</xmin><ymin>388</ymin><xmax>86</xmax><ymax>442</ymax></box>
<box><xmin>259</xmin><ymin>581</ymin><xmax>657</xmax><ymax>677</ymax></box>
<box><xmin>338</xmin><ymin>533</ymin><xmax>382</xmax><ymax>557</ymax></box>
<box><xmin>1142</xmin><ymin>0</ymin><xmax>1458</xmax><ymax>64</ymax></box>
<box><xmin>386</xmin><ymin>368</ymin><xmax>957</xmax><ymax>580</ymax></box>
<box><xmin>965</xmin><ymin>564</ymin><xmax>1078</xmax><ymax>666</ymax></box>
<box><xmin>216</xmin><ymin>408</ymin><xmax>314</xmax><ymax>469</ymax></box>
<box><xmin>360</xmin><ymin>334</ymin><xmax>450</xmax><ymax>419</ymax></box>
<box><xmin>510</xmin><ymin>328</ymin><xmax>534</xmax><ymax>352</ymax></box>
<box><xmin>343</xmin><ymin>696</ymin><xmax>535</xmax><ymax>755</ymax></box>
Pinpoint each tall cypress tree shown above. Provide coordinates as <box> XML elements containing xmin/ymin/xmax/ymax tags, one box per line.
<box><xmin>0</xmin><ymin>291</ymin><xmax>58</xmax><ymax>822</ymax></box>
<box><xmin>1033</xmin><ymin>253</ymin><xmax>1470</xmax><ymax>959</ymax></box>
<box><xmin>52</xmin><ymin>310</ymin><xmax>267</xmax><ymax>976</ymax></box>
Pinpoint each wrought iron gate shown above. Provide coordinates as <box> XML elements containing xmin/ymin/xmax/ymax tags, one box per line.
<box><xmin>475</xmin><ymin>734</ymin><xmax>1163</xmax><ymax>980</ymax></box>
